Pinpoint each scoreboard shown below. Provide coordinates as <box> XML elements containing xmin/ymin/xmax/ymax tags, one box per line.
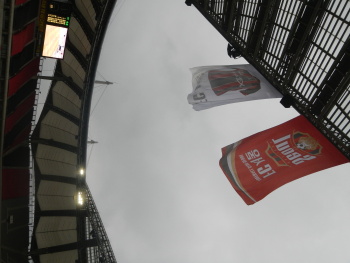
<box><xmin>41</xmin><ymin>1</ymin><xmax>72</xmax><ymax>59</ymax></box>
<box><xmin>47</xmin><ymin>14</ymin><xmax>70</xmax><ymax>27</ymax></box>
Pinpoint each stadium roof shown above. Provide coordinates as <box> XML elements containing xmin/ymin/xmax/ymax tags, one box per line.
<box><xmin>186</xmin><ymin>0</ymin><xmax>350</xmax><ymax>159</ymax></box>
<box><xmin>1</xmin><ymin>0</ymin><xmax>118</xmax><ymax>262</ymax></box>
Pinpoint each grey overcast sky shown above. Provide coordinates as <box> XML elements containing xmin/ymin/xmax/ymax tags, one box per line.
<box><xmin>85</xmin><ymin>1</ymin><xmax>350</xmax><ymax>262</ymax></box>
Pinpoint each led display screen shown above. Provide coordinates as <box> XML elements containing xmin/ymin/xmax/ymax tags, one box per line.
<box><xmin>42</xmin><ymin>24</ymin><xmax>68</xmax><ymax>59</ymax></box>
<box><xmin>47</xmin><ymin>13</ymin><xmax>70</xmax><ymax>27</ymax></box>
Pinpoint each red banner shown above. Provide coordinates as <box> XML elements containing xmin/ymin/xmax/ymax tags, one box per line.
<box><xmin>219</xmin><ymin>115</ymin><xmax>349</xmax><ymax>205</ymax></box>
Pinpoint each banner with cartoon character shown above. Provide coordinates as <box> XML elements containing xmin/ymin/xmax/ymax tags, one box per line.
<box><xmin>187</xmin><ymin>64</ymin><xmax>282</xmax><ymax>111</ymax></box>
<box><xmin>219</xmin><ymin>115</ymin><xmax>349</xmax><ymax>205</ymax></box>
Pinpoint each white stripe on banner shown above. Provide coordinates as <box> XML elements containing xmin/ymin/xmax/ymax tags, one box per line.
<box><xmin>227</xmin><ymin>151</ymin><xmax>257</xmax><ymax>203</ymax></box>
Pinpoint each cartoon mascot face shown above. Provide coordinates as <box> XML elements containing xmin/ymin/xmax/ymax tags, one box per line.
<box><xmin>296</xmin><ymin>137</ymin><xmax>318</xmax><ymax>150</ymax></box>
<box><xmin>293</xmin><ymin>132</ymin><xmax>322</xmax><ymax>155</ymax></box>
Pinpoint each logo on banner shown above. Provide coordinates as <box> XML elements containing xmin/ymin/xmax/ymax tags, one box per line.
<box><xmin>266</xmin><ymin>131</ymin><xmax>322</xmax><ymax>167</ymax></box>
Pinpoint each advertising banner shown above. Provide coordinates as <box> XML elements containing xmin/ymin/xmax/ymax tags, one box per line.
<box><xmin>188</xmin><ymin>64</ymin><xmax>282</xmax><ymax>111</ymax></box>
<box><xmin>219</xmin><ymin>115</ymin><xmax>349</xmax><ymax>205</ymax></box>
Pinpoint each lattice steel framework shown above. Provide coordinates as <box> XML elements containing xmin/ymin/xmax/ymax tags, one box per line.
<box><xmin>186</xmin><ymin>0</ymin><xmax>350</xmax><ymax>159</ymax></box>
<box><xmin>84</xmin><ymin>184</ymin><xmax>118</xmax><ymax>263</ymax></box>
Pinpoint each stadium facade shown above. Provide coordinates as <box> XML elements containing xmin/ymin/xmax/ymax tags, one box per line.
<box><xmin>1</xmin><ymin>0</ymin><xmax>349</xmax><ymax>262</ymax></box>
<box><xmin>1</xmin><ymin>0</ymin><xmax>118</xmax><ymax>262</ymax></box>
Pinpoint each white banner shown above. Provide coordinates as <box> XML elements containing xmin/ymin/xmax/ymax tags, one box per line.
<box><xmin>187</xmin><ymin>64</ymin><xmax>282</xmax><ymax>111</ymax></box>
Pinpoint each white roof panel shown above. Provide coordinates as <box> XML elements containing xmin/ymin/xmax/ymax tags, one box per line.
<box><xmin>40</xmin><ymin>111</ymin><xmax>79</xmax><ymax>147</ymax></box>
<box><xmin>75</xmin><ymin>0</ymin><xmax>97</xmax><ymax>30</ymax></box>
<box><xmin>61</xmin><ymin>50</ymin><xmax>86</xmax><ymax>88</ymax></box>
<box><xmin>36</xmin><ymin>144</ymin><xmax>77</xmax><ymax>177</ymax></box>
<box><xmin>68</xmin><ymin>17</ymin><xmax>91</xmax><ymax>57</ymax></box>
<box><xmin>37</xmin><ymin>180</ymin><xmax>76</xmax><ymax>197</ymax></box>
<box><xmin>38</xmin><ymin>195</ymin><xmax>77</xmax><ymax>211</ymax></box>
<box><xmin>52</xmin><ymin>81</ymin><xmax>82</xmax><ymax>118</ymax></box>
<box><xmin>36</xmin><ymin>217</ymin><xmax>77</xmax><ymax>248</ymax></box>
<box><xmin>40</xmin><ymin>250</ymin><xmax>78</xmax><ymax>263</ymax></box>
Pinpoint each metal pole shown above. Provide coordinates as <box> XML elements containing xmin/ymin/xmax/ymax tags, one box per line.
<box><xmin>94</xmin><ymin>80</ymin><xmax>114</xmax><ymax>85</ymax></box>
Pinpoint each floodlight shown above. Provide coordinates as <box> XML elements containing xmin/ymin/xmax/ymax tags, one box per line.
<box><xmin>77</xmin><ymin>191</ymin><xmax>84</xmax><ymax>205</ymax></box>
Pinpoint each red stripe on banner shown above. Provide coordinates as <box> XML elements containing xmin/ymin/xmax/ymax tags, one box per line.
<box><xmin>8</xmin><ymin>58</ymin><xmax>39</xmax><ymax>97</ymax></box>
<box><xmin>11</xmin><ymin>22</ymin><xmax>35</xmax><ymax>55</ymax></box>
<box><xmin>4</xmin><ymin>93</ymin><xmax>35</xmax><ymax>134</ymax></box>
<box><xmin>213</xmin><ymin>80</ymin><xmax>260</xmax><ymax>96</ymax></box>
<box><xmin>208</xmin><ymin>72</ymin><xmax>256</xmax><ymax>80</ymax></box>
<box><xmin>208</xmin><ymin>69</ymin><xmax>256</xmax><ymax>79</ymax></box>
<box><xmin>209</xmin><ymin>72</ymin><xmax>239</xmax><ymax>79</ymax></box>
<box><xmin>2</xmin><ymin>169</ymin><xmax>29</xmax><ymax>200</ymax></box>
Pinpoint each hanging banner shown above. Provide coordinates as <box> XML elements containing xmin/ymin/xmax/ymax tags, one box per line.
<box><xmin>219</xmin><ymin>115</ymin><xmax>349</xmax><ymax>205</ymax></box>
<box><xmin>187</xmin><ymin>64</ymin><xmax>282</xmax><ymax>111</ymax></box>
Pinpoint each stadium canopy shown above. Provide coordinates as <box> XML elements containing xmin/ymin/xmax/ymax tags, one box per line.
<box><xmin>1</xmin><ymin>0</ymin><xmax>118</xmax><ymax>262</ymax></box>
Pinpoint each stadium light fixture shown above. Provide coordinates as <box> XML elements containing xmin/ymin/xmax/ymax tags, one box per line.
<box><xmin>77</xmin><ymin>191</ymin><xmax>84</xmax><ymax>205</ymax></box>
